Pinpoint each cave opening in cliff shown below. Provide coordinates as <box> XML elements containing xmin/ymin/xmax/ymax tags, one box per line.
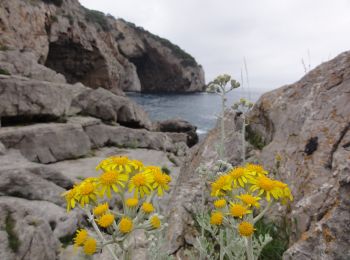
<box><xmin>130</xmin><ymin>49</ymin><xmax>189</xmax><ymax>93</ymax></box>
<box><xmin>45</xmin><ymin>40</ymin><xmax>109</xmax><ymax>88</ymax></box>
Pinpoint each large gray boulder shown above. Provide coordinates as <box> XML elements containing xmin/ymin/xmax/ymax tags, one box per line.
<box><xmin>166</xmin><ymin>51</ymin><xmax>350</xmax><ymax>259</ymax></box>
<box><xmin>0</xmin><ymin>75</ymin><xmax>85</xmax><ymax>122</ymax></box>
<box><xmin>0</xmin><ymin>50</ymin><xmax>66</xmax><ymax>83</ymax></box>
<box><xmin>0</xmin><ymin>123</ymin><xmax>91</xmax><ymax>164</ymax></box>
<box><xmin>72</xmin><ymin>87</ymin><xmax>152</xmax><ymax>129</ymax></box>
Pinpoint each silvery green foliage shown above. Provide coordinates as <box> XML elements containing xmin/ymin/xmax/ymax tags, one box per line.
<box><xmin>147</xmin><ymin>225</ymin><xmax>174</xmax><ymax>260</ymax></box>
<box><xmin>207</xmin><ymin>74</ymin><xmax>240</xmax><ymax>94</ymax></box>
<box><xmin>194</xmin><ymin>209</ymin><xmax>273</xmax><ymax>260</ymax></box>
<box><xmin>196</xmin><ymin>160</ymin><xmax>233</xmax><ymax>182</ymax></box>
<box><xmin>232</xmin><ymin>98</ymin><xmax>254</xmax><ymax>113</ymax></box>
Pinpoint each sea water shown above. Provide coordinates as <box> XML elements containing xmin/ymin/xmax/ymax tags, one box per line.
<box><xmin>127</xmin><ymin>89</ymin><xmax>263</xmax><ymax>136</ymax></box>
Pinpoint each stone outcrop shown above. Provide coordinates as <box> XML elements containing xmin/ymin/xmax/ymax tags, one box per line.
<box><xmin>166</xmin><ymin>51</ymin><xmax>350</xmax><ymax>259</ymax></box>
<box><xmin>0</xmin><ymin>0</ymin><xmax>205</xmax><ymax>93</ymax></box>
<box><xmin>154</xmin><ymin>118</ymin><xmax>199</xmax><ymax>147</ymax></box>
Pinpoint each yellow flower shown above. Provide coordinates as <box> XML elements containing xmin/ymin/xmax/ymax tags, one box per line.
<box><xmin>126</xmin><ymin>198</ymin><xmax>139</xmax><ymax>208</ymax></box>
<box><xmin>245</xmin><ymin>163</ymin><xmax>268</xmax><ymax>176</ymax></box>
<box><xmin>249</xmin><ymin>175</ymin><xmax>281</xmax><ymax>201</ymax></box>
<box><xmin>96</xmin><ymin>156</ymin><xmax>133</xmax><ymax>173</ymax></box>
<box><xmin>238</xmin><ymin>221</ymin><xmax>255</xmax><ymax>237</ymax></box>
<box><xmin>144</xmin><ymin>165</ymin><xmax>162</xmax><ymax>175</ymax></box>
<box><xmin>96</xmin><ymin>213</ymin><xmax>115</xmax><ymax>228</ymax></box>
<box><xmin>152</xmin><ymin>171</ymin><xmax>171</xmax><ymax>196</ymax></box>
<box><xmin>236</xmin><ymin>194</ymin><xmax>261</xmax><ymax>208</ymax></box>
<box><xmin>98</xmin><ymin>170</ymin><xmax>128</xmax><ymax>198</ymax></box>
<box><xmin>214</xmin><ymin>199</ymin><xmax>227</xmax><ymax>209</ymax></box>
<box><xmin>150</xmin><ymin>215</ymin><xmax>161</xmax><ymax>229</ymax></box>
<box><xmin>119</xmin><ymin>217</ymin><xmax>133</xmax><ymax>234</ymax></box>
<box><xmin>76</xmin><ymin>181</ymin><xmax>99</xmax><ymax>207</ymax></box>
<box><xmin>229</xmin><ymin>203</ymin><xmax>252</xmax><ymax>218</ymax></box>
<box><xmin>93</xmin><ymin>203</ymin><xmax>109</xmax><ymax>216</ymax></box>
<box><xmin>128</xmin><ymin>172</ymin><xmax>154</xmax><ymax>198</ymax></box>
<box><xmin>141</xmin><ymin>202</ymin><xmax>155</xmax><ymax>214</ymax></box>
<box><xmin>62</xmin><ymin>186</ymin><xmax>78</xmax><ymax>212</ymax></box>
<box><xmin>228</xmin><ymin>167</ymin><xmax>253</xmax><ymax>188</ymax></box>
<box><xmin>210</xmin><ymin>211</ymin><xmax>224</xmax><ymax>225</ymax></box>
<box><xmin>83</xmin><ymin>238</ymin><xmax>97</xmax><ymax>255</ymax></box>
<box><xmin>211</xmin><ymin>174</ymin><xmax>232</xmax><ymax>197</ymax></box>
<box><xmin>274</xmin><ymin>180</ymin><xmax>293</xmax><ymax>203</ymax></box>
<box><xmin>73</xmin><ymin>229</ymin><xmax>88</xmax><ymax>247</ymax></box>
<box><xmin>131</xmin><ymin>159</ymin><xmax>144</xmax><ymax>171</ymax></box>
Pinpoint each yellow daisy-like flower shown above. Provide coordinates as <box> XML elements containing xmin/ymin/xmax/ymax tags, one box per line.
<box><xmin>126</xmin><ymin>198</ymin><xmax>139</xmax><ymax>208</ymax></box>
<box><xmin>128</xmin><ymin>172</ymin><xmax>154</xmax><ymax>198</ymax></box>
<box><xmin>141</xmin><ymin>202</ymin><xmax>155</xmax><ymax>214</ymax></box>
<box><xmin>211</xmin><ymin>174</ymin><xmax>232</xmax><ymax>197</ymax></box>
<box><xmin>250</xmin><ymin>175</ymin><xmax>281</xmax><ymax>201</ymax></box>
<box><xmin>245</xmin><ymin>163</ymin><xmax>268</xmax><ymax>176</ymax></box>
<box><xmin>76</xmin><ymin>181</ymin><xmax>99</xmax><ymax>207</ymax></box>
<box><xmin>73</xmin><ymin>229</ymin><xmax>88</xmax><ymax>247</ymax></box>
<box><xmin>238</xmin><ymin>221</ymin><xmax>255</xmax><ymax>237</ymax></box>
<box><xmin>229</xmin><ymin>203</ymin><xmax>252</xmax><ymax>218</ymax></box>
<box><xmin>236</xmin><ymin>193</ymin><xmax>261</xmax><ymax>208</ymax></box>
<box><xmin>228</xmin><ymin>167</ymin><xmax>252</xmax><ymax>188</ymax></box>
<box><xmin>144</xmin><ymin>165</ymin><xmax>162</xmax><ymax>175</ymax></box>
<box><xmin>96</xmin><ymin>156</ymin><xmax>133</xmax><ymax>173</ymax></box>
<box><xmin>62</xmin><ymin>186</ymin><xmax>78</xmax><ymax>212</ymax></box>
<box><xmin>96</xmin><ymin>213</ymin><xmax>115</xmax><ymax>228</ymax></box>
<box><xmin>274</xmin><ymin>180</ymin><xmax>293</xmax><ymax>203</ymax></box>
<box><xmin>210</xmin><ymin>211</ymin><xmax>224</xmax><ymax>225</ymax></box>
<box><xmin>83</xmin><ymin>238</ymin><xmax>97</xmax><ymax>255</ymax></box>
<box><xmin>119</xmin><ymin>217</ymin><xmax>133</xmax><ymax>234</ymax></box>
<box><xmin>93</xmin><ymin>203</ymin><xmax>109</xmax><ymax>216</ymax></box>
<box><xmin>151</xmin><ymin>171</ymin><xmax>171</xmax><ymax>196</ymax></box>
<box><xmin>131</xmin><ymin>159</ymin><xmax>144</xmax><ymax>171</ymax></box>
<box><xmin>98</xmin><ymin>170</ymin><xmax>128</xmax><ymax>198</ymax></box>
<box><xmin>150</xmin><ymin>215</ymin><xmax>161</xmax><ymax>229</ymax></box>
<box><xmin>214</xmin><ymin>199</ymin><xmax>227</xmax><ymax>209</ymax></box>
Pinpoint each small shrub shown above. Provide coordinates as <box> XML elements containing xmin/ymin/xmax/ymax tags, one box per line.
<box><xmin>83</xmin><ymin>7</ymin><xmax>111</xmax><ymax>32</ymax></box>
<box><xmin>41</xmin><ymin>0</ymin><xmax>63</xmax><ymax>7</ymax></box>
<box><xmin>0</xmin><ymin>68</ymin><xmax>11</xmax><ymax>76</ymax></box>
<box><xmin>5</xmin><ymin>214</ymin><xmax>20</xmax><ymax>253</ymax></box>
<box><xmin>245</xmin><ymin>125</ymin><xmax>266</xmax><ymax>150</ymax></box>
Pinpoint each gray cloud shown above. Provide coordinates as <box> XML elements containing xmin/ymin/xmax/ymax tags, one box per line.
<box><xmin>80</xmin><ymin>0</ymin><xmax>350</xmax><ymax>90</ymax></box>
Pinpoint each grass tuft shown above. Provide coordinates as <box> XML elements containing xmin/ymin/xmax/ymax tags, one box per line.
<box><xmin>5</xmin><ymin>214</ymin><xmax>21</xmax><ymax>253</ymax></box>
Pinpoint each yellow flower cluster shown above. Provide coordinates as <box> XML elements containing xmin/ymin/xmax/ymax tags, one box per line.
<box><xmin>63</xmin><ymin>156</ymin><xmax>170</xmax><ymax>256</ymax></box>
<box><xmin>209</xmin><ymin>163</ymin><xmax>293</xmax><ymax>237</ymax></box>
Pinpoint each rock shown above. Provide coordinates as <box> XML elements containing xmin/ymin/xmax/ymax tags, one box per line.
<box><xmin>0</xmin><ymin>0</ymin><xmax>204</xmax><ymax>94</ymax></box>
<box><xmin>0</xmin><ymin>50</ymin><xmax>66</xmax><ymax>83</ymax></box>
<box><xmin>85</xmin><ymin>123</ymin><xmax>175</xmax><ymax>152</ymax></box>
<box><xmin>72</xmin><ymin>87</ymin><xmax>152</xmax><ymax>129</ymax></box>
<box><xmin>0</xmin><ymin>75</ymin><xmax>85</xmax><ymax>123</ymax></box>
<box><xmin>113</xmin><ymin>19</ymin><xmax>205</xmax><ymax>92</ymax></box>
<box><xmin>155</xmin><ymin>119</ymin><xmax>199</xmax><ymax>147</ymax></box>
<box><xmin>0</xmin><ymin>141</ymin><xmax>5</xmax><ymax>155</ymax></box>
<box><xmin>0</xmin><ymin>123</ymin><xmax>91</xmax><ymax>163</ymax></box>
<box><xmin>0</xmin><ymin>198</ymin><xmax>60</xmax><ymax>260</ymax></box>
<box><xmin>0</xmin><ymin>167</ymin><xmax>65</xmax><ymax>206</ymax></box>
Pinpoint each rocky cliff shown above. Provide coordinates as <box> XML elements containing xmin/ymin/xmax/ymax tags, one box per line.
<box><xmin>0</xmin><ymin>0</ymin><xmax>205</xmax><ymax>94</ymax></box>
<box><xmin>166</xmin><ymin>51</ymin><xmax>350</xmax><ymax>259</ymax></box>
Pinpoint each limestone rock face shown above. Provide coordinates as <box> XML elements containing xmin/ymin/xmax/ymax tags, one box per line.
<box><xmin>113</xmin><ymin>19</ymin><xmax>205</xmax><ymax>92</ymax></box>
<box><xmin>0</xmin><ymin>0</ymin><xmax>204</xmax><ymax>93</ymax></box>
<box><xmin>0</xmin><ymin>75</ymin><xmax>83</xmax><ymax>122</ymax></box>
<box><xmin>72</xmin><ymin>87</ymin><xmax>152</xmax><ymax>129</ymax></box>
<box><xmin>166</xmin><ymin>51</ymin><xmax>350</xmax><ymax>259</ymax></box>
<box><xmin>154</xmin><ymin>118</ymin><xmax>199</xmax><ymax>147</ymax></box>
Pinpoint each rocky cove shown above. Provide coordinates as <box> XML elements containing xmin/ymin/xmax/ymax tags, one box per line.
<box><xmin>0</xmin><ymin>0</ymin><xmax>350</xmax><ymax>260</ymax></box>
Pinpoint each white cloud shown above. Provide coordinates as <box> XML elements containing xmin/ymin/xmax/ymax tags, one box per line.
<box><xmin>80</xmin><ymin>0</ymin><xmax>350</xmax><ymax>90</ymax></box>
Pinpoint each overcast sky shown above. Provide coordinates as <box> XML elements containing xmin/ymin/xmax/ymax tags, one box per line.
<box><xmin>80</xmin><ymin>0</ymin><xmax>350</xmax><ymax>91</ymax></box>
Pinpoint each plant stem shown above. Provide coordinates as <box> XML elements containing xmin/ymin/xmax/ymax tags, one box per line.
<box><xmin>242</xmin><ymin>113</ymin><xmax>246</xmax><ymax>164</ymax></box>
<box><xmin>86</xmin><ymin>209</ymin><xmax>119</xmax><ymax>260</ymax></box>
<box><xmin>253</xmin><ymin>201</ymin><xmax>273</xmax><ymax>224</ymax></box>
<box><xmin>220</xmin><ymin>92</ymin><xmax>226</xmax><ymax>160</ymax></box>
<box><xmin>245</xmin><ymin>237</ymin><xmax>254</xmax><ymax>260</ymax></box>
<box><xmin>219</xmin><ymin>229</ymin><xmax>224</xmax><ymax>260</ymax></box>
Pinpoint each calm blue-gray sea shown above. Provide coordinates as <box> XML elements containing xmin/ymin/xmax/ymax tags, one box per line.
<box><xmin>127</xmin><ymin>89</ymin><xmax>263</xmax><ymax>135</ymax></box>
